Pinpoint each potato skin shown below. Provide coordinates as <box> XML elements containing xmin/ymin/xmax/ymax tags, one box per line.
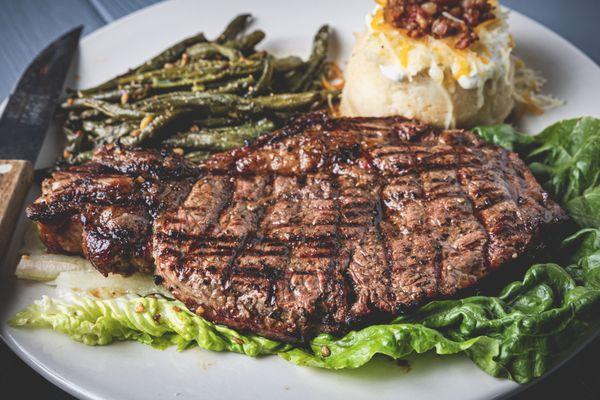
<box><xmin>340</xmin><ymin>32</ymin><xmax>515</xmax><ymax>128</ymax></box>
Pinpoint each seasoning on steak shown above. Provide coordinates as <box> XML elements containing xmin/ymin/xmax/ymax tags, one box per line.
<box><xmin>26</xmin><ymin>146</ymin><xmax>198</xmax><ymax>275</ymax></box>
<box><xmin>152</xmin><ymin>112</ymin><xmax>568</xmax><ymax>342</ymax></box>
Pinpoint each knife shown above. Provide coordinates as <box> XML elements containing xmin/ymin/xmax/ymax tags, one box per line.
<box><xmin>0</xmin><ymin>26</ymin><xmax>82</xmax><ymax>260</ymax></box>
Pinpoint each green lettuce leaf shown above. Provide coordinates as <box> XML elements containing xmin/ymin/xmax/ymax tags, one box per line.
<box><xmin>472</xmin><ymin>124</ymin><xmax>533</xmax><ymax>151</ymax></box>
<box><xmin>9</xmin><ymin>117</ymin><xmax>600</xmax><ymax>384</ymax></box>
<box><xmin>9</xmin><ymin>295</ymin><xmax>289</xmax><ymax>355</ymax></box>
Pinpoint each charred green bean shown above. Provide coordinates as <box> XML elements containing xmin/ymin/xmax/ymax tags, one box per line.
<box><xmin>58</xmin><ymin>15</ymin><xmax>336</xmax><ymax>165</ymax></box>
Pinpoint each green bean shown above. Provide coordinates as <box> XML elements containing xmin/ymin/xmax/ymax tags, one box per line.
<box><xmin>61</xmin><ymin>127</ymin><xmax>88</xmax><ymax>164</ymax></box>
<box><xmin>78</xmin><ymin>32</ymin><xmax>207</xmax><ymax>96</ymax></box>
<box><xmin>204</xmin><ymin>76</ymin><xmax>256</xmax><ymax>94</ymax></box>
<box><xmin>156</xmin><ymin>64</ymin><xmax>261</xmax><ymax>92</ymax></box>
<box><xmin>165</xmin><ymin>119</ymin><xmax>275</xmax><ymax>151</ymax></box>
<box><xmin>143</xmin><ymin>91</ymin><xmax>329</xmax><ymax>115</ymax></box>
<box><xmin>290</xmin><ymin>25</ymin><xmax>330</xmax><ymax>92</ymax></box>
<box><xmin>121</xmin><ymin>109</ymin><xmax>185</xmax><ymax>146</ymax></box>
<box><xmin>116</xmin><ymin>64</ymin><xmax>214</xmax><ymax>85</ymax></box>
<box><xmin>215</xmin><ymin>14</ymin><xmax>252</xmax><ymax>44</ymax></box>
<box><xmin>193</xmin><ymin>116</ymin><xmax>240</xmax><ymax>127</ymax></box>
<box><xmin>82</xmin><ymin>85</ymin><xmax>150</xmax><ymax>102</ymax></box>
<box><xmin>66</xmin><ymin>109</ymin><xmax>103</xmax><ymax>123</ymax></box>
<box><xmin>186</xmin><ymin>42</ymin><xmax>242</xmax><ymax>61</ymax></box>
<box><xmin>252</xmin><ymin>91</ymin><xmax>331</xmax><ymax>111</ymax></box>
<box><xmin>86</xmin><ymin>89</ymin><xmax>125</xmax><ymax>102</ymax></box>
<box><xmin>118</xmin><ymin>60</ymin><xmax>259</xmax><ymax>87</ymax></box>
<box><xmin>80</xmin><ymin>109</ymin><xmax>104</xmax><ymax>119</ymax></box>
<box><xmin>63</xmin><ymin>98</ymin><xmax>148</xmax><ymax>120</ymax></box>
<box><xmin>272</xmin><ymin>56</ymin><xmax>305</xmax><ymax>72</ymax></box>
<box><xmin>61</xmin><ymin>149</ymin><xmax>93</xmax><ymax>166</ymax></box>
<box><xmin>63</xmin><ymin>126</ymin><xmax>82</xmax><ymax>143</ymax></box>
<box><xmin>184</xmin><ymin>150</ymin><xmax>211</xmax><ymax>163</ymax></box>
<box><xmin>250</xmin><ymin>58</ymin><xmax>273</xmax><ymax>95</ymax></box>
<box><xmin>235</xmin><ymin>30</ymin><xmax>265</xmax><ymax>53</ymax></box>
<box><xmin>82</xmin><ymin>121</ymin><xmax>134</xmax><ymax>142</ymax></box>
<box><xmin>73</xmin><ymin>151</ymin><xmax>94</xmax><ymax>163</ymax></box>
<box><xmin>141</xmin><ymin>91</ymin><xmax>231</xmax><ymax>109</ymax></box>
<box><xmin>135</xmin><ymin>32</ymin><xmax>207</xmax><ymax>73</ymax></box>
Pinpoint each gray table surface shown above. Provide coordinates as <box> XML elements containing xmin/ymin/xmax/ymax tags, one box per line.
<box><xmin>0</xmin><ymin>1</ymin><xmax>599</xmax><ymax>399</ymax></box>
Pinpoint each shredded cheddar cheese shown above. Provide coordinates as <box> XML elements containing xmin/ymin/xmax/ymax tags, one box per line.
<box><xmin>512</xmin><ymin>56</ymin><xmax>565</xmax><ymax>115</ymax></box>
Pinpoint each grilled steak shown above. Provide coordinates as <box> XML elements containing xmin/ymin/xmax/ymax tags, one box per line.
<box><xmin>26</xmin><ymin>147</ymin><xmax>198</xmax><ymax>275</ymax></box>
<box><xmin>152</xmin><ymin>113</ymin><xmax>568</xmax><ymax>342</ymax></box>
<box><xmin>27</xmin><ymin>113</ymin><xmax>567</xmax><ymax>341</ymax></box>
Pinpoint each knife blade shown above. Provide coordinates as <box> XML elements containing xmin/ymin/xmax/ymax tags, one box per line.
<box><xmin>0</xmin><ymin>26</ymin><xmax>82</xmax><ymax>162</ymax></box>
<box><xmin>0</xmin><ymin>26</ymin><xmax>82</xmax><ymax>261</ymax></box>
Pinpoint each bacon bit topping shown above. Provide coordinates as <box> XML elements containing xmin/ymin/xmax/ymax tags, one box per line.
<box><xmin>383</xmin><ymin>0</ymin><xmax>496</xmax><ymax>49</ymax></box>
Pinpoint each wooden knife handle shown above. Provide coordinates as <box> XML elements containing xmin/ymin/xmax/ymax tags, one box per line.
<box><xmin>0</xmin><ymin>160</ymin><xmax>34</xmax><ymax>260</ymax></box>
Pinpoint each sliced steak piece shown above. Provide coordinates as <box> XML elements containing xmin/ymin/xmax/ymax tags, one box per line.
<box><xmin>26</xmin><ymin>146</ymin><xmax>198</xmax><ymax>275</ymax></box>
<box><xmin>153</xmin><ymin>113</ymin><xmax>568</xmax><ymax>342</ymax></box>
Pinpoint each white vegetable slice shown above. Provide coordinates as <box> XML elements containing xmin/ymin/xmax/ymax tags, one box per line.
<box><xmin>16</xmin><ymin>223</ymin><xmax>170</xmax><ymax>299</ymax></box>
<box><xmin>15</xmin><ymin>223</ymin><xmax>94</xmax><ymax>281</ymax></box>
<box><xmin>52</xmin><ymin>270</ymin><xmax>172</xmax><ymax>299</ymax></box>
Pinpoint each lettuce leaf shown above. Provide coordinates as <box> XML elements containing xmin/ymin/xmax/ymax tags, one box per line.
<box><xmin>10</xmin><ymin>117</ymin><xmax>600</xmax><ymax>384</ymax></box>
<box><xmin>10</xmin><ymin>294</ymin><xmax>289</xmax><ymax>355</ymax></box>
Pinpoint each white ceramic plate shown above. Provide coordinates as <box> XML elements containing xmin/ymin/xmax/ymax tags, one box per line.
<box><xmin>1</xmin><ymin>1</ymin><xmax>600</xmax><ymax>399</ymax></box>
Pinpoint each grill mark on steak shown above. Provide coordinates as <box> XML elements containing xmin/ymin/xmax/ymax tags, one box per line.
<box><xmin>29</xmin><ymin>113</ymin><xmax>568</xmax><ymax>342</ymax></box>
<box><xmin>375</xmin><ymin>128</ymin><xmax>402</xmax><ymax>311</ymax></box>
<box><xmin>454</xmin><ymin>148</ymin><xmax>492</xmax><ymax>279</ymax></box>
<box><xmin>228</xmin><ymin>175</ymin><xmax>273</xmax><ymax>295</ymax></box>
<box><xmin>340</xmin><ymin>171</ymin><xmax>393</xmax><ymax>315</ymax></box>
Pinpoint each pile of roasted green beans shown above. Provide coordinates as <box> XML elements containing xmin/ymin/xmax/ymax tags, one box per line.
<box><xmin>59</xmin><ymin>14</ymin><xmax>338</xmax><ymax>165</ymax></box>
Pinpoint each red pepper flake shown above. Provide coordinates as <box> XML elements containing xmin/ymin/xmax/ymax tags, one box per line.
<box><xmin>232</xmin><ymin>337</ymin><xmax>244</xmax><ymax>345</ymax></box>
